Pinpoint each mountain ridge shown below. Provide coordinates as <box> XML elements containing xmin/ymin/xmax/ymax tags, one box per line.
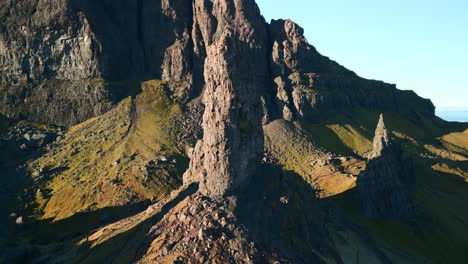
<box><xmin>1</xmin><ymin>0</ymin><xmax>434</xmax><ymax>127</ymax></box>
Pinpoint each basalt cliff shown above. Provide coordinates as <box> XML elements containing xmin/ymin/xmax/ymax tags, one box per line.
<box><xmin>1</xmin><ymin>0</ymin><xmax>467</xmax><ymax>264</ymax></box>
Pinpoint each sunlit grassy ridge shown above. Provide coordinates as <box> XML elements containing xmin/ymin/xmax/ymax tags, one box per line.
<box><xmin>264</xmin><ymin>109</ymin><xmax>450</xmax><ymax>197</ymax></box>
<box><xmin>29</xmin><ymin>80</ymin><xmax>189</xmax><ymax>220</ymax></box>
<box><xmin>264</xmin><ymin>118</ymin><xmax>369</xmax><ymax>198</ymax></box>
<box><xmin>440</xmin><ymin>129</ymin><xmax>468</xmax><ymax>155</ymax></box>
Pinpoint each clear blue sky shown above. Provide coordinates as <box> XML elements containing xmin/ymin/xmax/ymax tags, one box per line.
<box><xmin>256</xmin><ymin>0</ymin><xmax>468</xmax><ymax>109</ymax></box>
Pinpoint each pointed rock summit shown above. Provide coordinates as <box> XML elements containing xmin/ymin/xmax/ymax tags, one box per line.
<box><xmin>356</xmin><ymin>114</ymin><xmax>415</xmax><ymax>219</ymax></box>
<box><xmin>370</xmin><ymin>114</ymin><xmax>391</xmax><ymax>159</ymax></box>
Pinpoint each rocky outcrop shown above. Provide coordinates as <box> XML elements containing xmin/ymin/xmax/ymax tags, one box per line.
<box><xmin>1</xmin><ymin>0</ymin><xmax>435</xmax><ymax>200</ymax></box>
<box><xmin>0</xmin><ymin>0</ymin><xmax>197</xmax><ymax>83</ymax></box>
<box><xmin>137</xmin><ymin>193</ymin><xmax>285</xmax><ymax>263</ymax></box>
<box><xmin>369</xmin><ymin>114</ymin><xmax>391</xmax><ymax>159</ymax></box>
<box><xmin>0</xmin><ymin>79</ymin><xmax>112</xmax><ymax>126</ymax></box>
<box><xmin>267</xmin><ymin>19</ymin><xmax>435</xmax><ymax>121</ymax></box>
<box><xmin>182</xmin><ymin>0</ymin><xmax>268</xmax><ymax>198</ymax></box>
<box><xmin>355</xmin><ymin>114</ymin><xmax>415</xmax><ymax>219</ymax></box>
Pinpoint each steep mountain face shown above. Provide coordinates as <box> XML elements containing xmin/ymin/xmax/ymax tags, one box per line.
<box><xmin>355</xmin><ymin>114</ymin><xmax>415</xmax><ymax>219</ymax></box>
<box><xmin>0</xmin><ymin>0</ymin><xmax>196</xmax><ymax>126</ymax></box>
<box><xmin>0</xmin><ymin>0</ymin><xmax>434</xmax><ymax>127</ymax></box>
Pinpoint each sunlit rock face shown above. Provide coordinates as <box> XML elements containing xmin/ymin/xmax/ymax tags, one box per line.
<box><xmin>183</xmin><ymin>0</ymin><xmax>268</xmax><ymax>198</ymax></box>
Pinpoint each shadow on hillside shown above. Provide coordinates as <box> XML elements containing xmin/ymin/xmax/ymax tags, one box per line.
<box><xmin>3</xmin><ymin>183</ymin><xmax>198</xmax><ymax>264</ymax></box>
<box><xmin>72</xmin><ymin>183</ymin><xmax>198</xmax><ymax>264</ymax></box>
<box><xmin>235</xmin><ymin>162</ymin><xmax>403</xmax><ymax>263</ymax></box>
<box><xmin>2</xmin><ymin>201</ymin><xmax>148</xmax><ymax>263</ymax></box>
<box><xmin>326</xmin><ymin>155</ymin><xmax>468</xmax><ymax>263</ymax></box>
<box><xmin>0</xmin><ymin>138</ymin><xmax>48</xmax><ymax>247</ymax></box>
<box><xmin>235</xmin><ymin>163</ymin><xmax>343</xmax><ymax>263</ymax></box>
<box><xmin>302</xmin><ymin>122</ymin><xmax>359</xmax><ymax>157</ymax></box>
<box><xmin>28</xmin><ymin>202</ymin><xmax>151</xmax><ymax>243</ymax></box>
<box><xmin>107</xmin><ymin>79</ymin><xmax>143</xmax><ymax>103</ymax></box>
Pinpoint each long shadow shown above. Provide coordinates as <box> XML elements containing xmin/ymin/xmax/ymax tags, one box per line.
<box><xmin>0</xmin><ymin>136</ymin><xmax>48</xmax><ymax>250</ymax></box>
<box><xmin>5</xmin><ymin>183</ymin><xmax>197</xmax><ymax>264</ymax></box>
<box><xmin>235</xmin><ymin>163</ymin><xmax>392</xmax><ymax>264</ymax></box>
<box><xmin>2</xmin><ymin>200</ymin><xmax>148</xmax><ymax>263</ymax></box>
<box><xmin>302</xmin><ymin>123</ymin><xmax>360</xmax><ymax>157</ymax></box>
<box><xmin>328</xmin><ymin>154</ymin><xmax>468</xmax><ymax>263</ymax></box>
<box><xmin>72</xmin><ymin>183</ymin><xmax>198</xmax><ymax>264</ymax></box>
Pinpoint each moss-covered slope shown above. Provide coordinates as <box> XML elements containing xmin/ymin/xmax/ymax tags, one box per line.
<box><xmin>28</xmin><ymin>80</ymin><xmax>192</xmax><ymax>221</ymax></box>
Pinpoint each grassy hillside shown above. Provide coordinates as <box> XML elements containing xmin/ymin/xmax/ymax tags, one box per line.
<box><xmin>264</xmin><ymin>107</ymin><xmax>468</xmax><ymax>262</ymax></box>
<box><xmin>316</xmin><ymin>110</ymin><xmax>468</xmax><ymax>263</ymax></box>
<box><xmin>4</xmin><ymin>89</ymin><xmax>467</xmax><ymax>263</ymax></box>
<box><xmin>264</xmin><ymin>119</ymin><xmax>326</xmax><ymax>176</ymax></box>
<box><xmin>27</xmin><ymin>80</ymin><xmax>190</xmax><ymax>221</ymax></box>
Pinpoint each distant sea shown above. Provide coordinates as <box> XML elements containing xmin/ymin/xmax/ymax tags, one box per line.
<box><xmin>436</xmin><ymin>108</ymin><xmax>468</xmax><ymax>122</ymax></box>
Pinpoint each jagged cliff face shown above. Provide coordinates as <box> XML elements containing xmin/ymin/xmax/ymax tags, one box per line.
<box><xmin>0</xmin><ymin>0</ymin><xmax>108</xmax><ymax>125</ymax></box>
<box><xmin>356</xmin><ymin>114</ymin><xmax>415</xmax><ymax>219</ymax></box>
<box><xmin>0</xmin><ymin>0</ymin><xmax>196</xmax><ymax>126</ymax></box>
<box><xmin>0</xmin><ymin>0</ymin><xmax>436</xmax><ymax>196</ymax></box>
<box><xmin>268</xmin><ymin>19</ymin><xmax>435</xmax><ymax>121</ymax></box>
<box><xmin>0</xmin><ymin>0</ymin><xmax>196</xmax><ymax>83</ymax></box>
<box><xmin>0</xmin><ymin>0</ymin><xmax>435</xmax><ymax>127</ymax></box>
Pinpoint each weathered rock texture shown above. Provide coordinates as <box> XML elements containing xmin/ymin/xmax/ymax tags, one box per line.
<box><xmin>137</xmin><ymin>193</ymin><xmax>285</xmax><ymax>263</ymax></box>
<box><xmin>1</xmin><ymin>0</ymin><xmax>435</xmax><ymax>127</ymax></box>
<box><xmin>369</xmin><ymin>114</ymin><xmax>391</xmax><ymax>159</ymax></box>
<box><xmin>183</xmin><ymin>0</ymin><xmax>268</xmax><ymax>198</ymax></box>
<box><xmin>355</xmin><ymin>114</ymin><xmax>415</xmax><ymax>219</ymax></box>
<box><xmin>0</xmin><ymin>0</ymin><xmax>196</xmax><ymax>126</ymax></box>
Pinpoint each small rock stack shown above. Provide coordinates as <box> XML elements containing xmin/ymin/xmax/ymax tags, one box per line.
<box><xmin>355</xmin><ymin>114</ymin><xmax>415</xmax><ymax>219</ymax></box>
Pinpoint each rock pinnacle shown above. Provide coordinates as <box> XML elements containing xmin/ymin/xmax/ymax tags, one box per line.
<box><xmin>370</xmin><ymin>114</ymin><xmax>390</xmax><ymax>159</ymax></box>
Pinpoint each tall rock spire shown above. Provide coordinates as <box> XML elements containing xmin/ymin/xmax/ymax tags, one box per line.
<box><xmin>183</xmin><ymin>0</ymin><xmax>269</xmax><ymax>198</ymax></box>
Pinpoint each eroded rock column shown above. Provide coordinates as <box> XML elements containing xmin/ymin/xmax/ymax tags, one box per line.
<box><xmin>183</xmin><ymin>0</ymin><xmax>269</xmax><ymax>198</ymax></box>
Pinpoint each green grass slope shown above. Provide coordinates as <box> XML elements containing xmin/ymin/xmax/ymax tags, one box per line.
<box><xmin>28</xmin><ymin>80</ymin><xmax>190</xmax><ymax>221</ymax></box>
<box><xmin>321</xmin><ymin>110</ymin><xmax>468</xmax><ymax>263</ymax></box>
<box><xmin>264</xmin><ymin>107</ymin><xmax>468</xmax><ymax>262</ymax></box>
